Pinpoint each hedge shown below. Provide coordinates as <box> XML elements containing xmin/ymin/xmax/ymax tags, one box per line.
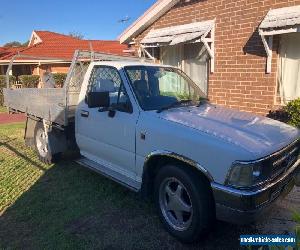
<box><xmin>18</xmin><ymin>75</ymin><xmax>40</xmax><ymax>88</ymax></box>
<box><xmin>52</xmin><ymin>73</ymin><xmax>67</xmax><ymax>87</ymax></box>
<box><xmin>0</xmin><ymin>75</ymin><xmax>16</xmax><ymax>88</ymax></box>
<box><xmin>285</xmin><ymin>98</ymin><xmax>300</xmax><ymax>128</ymax></box>
<box><xmin>268</xmin><ymin>97</ymin><xmax>300</xmax><ymax>128</ymax></box>
<box><xmin>1</xmin><ymin>73</ymin><xmax>66</xmax><ymax>89</ymax></box>
<box><xmin>0</xmin><ymin>75</ymin><xmax>16</xmax><ymax>105</ymax></box>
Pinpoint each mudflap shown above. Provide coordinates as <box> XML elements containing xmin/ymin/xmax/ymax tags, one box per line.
<box><xmin>24</xmin><ymin>117</ymin><xmax>37</xmax><ymax>148</ymax></box>
<box><xmin>47</xmin><ymin>127</ymin><xmax>68</xmax><ymax>155</ymax></box>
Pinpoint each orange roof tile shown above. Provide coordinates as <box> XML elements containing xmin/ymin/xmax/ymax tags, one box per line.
<box><xmin>0</xmin><ymin>31</ymin><xmax>128</xmax><ymax>61</ymax></box>
<box><xmin>0</xmin><ymin>46</ymin><xmax>26</xmax><ymax>58</ymax></box>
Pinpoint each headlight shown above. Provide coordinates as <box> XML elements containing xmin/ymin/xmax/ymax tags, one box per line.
<box><xmin>226</xmin><ymin>161</ymin><xmax>266</xmax><ymax>188</ymax></box>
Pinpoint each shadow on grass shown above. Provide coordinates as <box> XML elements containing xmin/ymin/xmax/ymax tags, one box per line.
<box><xmin>0</xmin><ymin>137</ymin><xmax>47</xmax><ymax>172</ymax></box>
<box><xmin>0</xmin><ymin>155</ymin><xmax>258</xmax><ymax>250</ymax></box>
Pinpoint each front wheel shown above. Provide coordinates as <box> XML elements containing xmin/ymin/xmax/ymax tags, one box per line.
<box><xmin>154</xmin><ymin>164</ymin><xmax>215</xmax><ymax>243</ymax></box>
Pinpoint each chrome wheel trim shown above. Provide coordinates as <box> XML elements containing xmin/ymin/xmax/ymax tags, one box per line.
<box><xmin>36</xmin><ymin>128</ymin><xmax>48</xmax><ymax>158</ymax></box>
<box><xmin>159</xmin><ymin>177</ymin><xmax>193</xmax><ymax>231</ymax></box>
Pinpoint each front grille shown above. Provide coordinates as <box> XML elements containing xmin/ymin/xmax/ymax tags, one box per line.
<box><xmin>270</xmin><ymin>140</ymin><xmax>299</xmax><ymax>179</ymax></box>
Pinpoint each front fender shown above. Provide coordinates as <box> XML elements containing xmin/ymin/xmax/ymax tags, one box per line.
<box><xmin>144</xmin><ymin>150</ymin><xmax>214</xmax><ymax>182</ymax></box>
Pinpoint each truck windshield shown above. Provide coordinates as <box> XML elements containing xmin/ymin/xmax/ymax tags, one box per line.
<box><xmin>124</xmin><ymin>66</ymin><xmax>206</xmax><ymax>111</ymax></box>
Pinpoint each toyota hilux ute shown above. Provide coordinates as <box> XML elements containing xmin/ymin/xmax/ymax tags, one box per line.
<box><xmin>4</xmin><ymin>50</ymin><xmax>300</xmax><ymax>242</ymax></box>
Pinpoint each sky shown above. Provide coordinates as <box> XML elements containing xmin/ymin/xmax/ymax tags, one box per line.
<box><xmin>0</xmin><ymin>0</ymin><xmax>157</xmax><ymax>46</ymax></box>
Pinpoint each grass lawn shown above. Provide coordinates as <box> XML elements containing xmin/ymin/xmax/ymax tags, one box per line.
<box><xmin>0</xmin><ymin>123</ymin><xmax>252</xmax><ymax>249</ymax></box>
<box><xmin>0</xmin><ymin>106</ymin><xmax>7</xmax><ymax>113</ymax></box>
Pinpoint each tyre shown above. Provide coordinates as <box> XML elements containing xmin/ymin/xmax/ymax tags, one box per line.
<box><xmin>34</xmin><ymin>122</ymin><xmax>61</xmax><ymax>164</ymax></box>
<box><xmin>154</xmin><ymin>164</ymin><xmax>215</xmax><ymax>243</ymax></box>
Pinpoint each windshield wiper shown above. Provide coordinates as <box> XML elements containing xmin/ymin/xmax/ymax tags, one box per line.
<box><xmin>156</xmin><ymin>100</ymin><xmax>192</xmax><ymax>113</ymax></box>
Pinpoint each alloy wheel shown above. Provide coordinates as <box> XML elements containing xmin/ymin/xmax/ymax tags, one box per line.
<box><xmin>159</xmin><ymin>177</ymin><xmax>193</xmax><ymax>231</ymax></box>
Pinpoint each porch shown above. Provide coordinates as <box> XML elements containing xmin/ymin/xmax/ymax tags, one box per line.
<box><xmin>0</xmin><ymin>64</ymin><xmax>34</xmax><ymax>84</ymax></box>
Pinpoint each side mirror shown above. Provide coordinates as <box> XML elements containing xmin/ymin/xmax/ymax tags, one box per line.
<box><xmin>86</xmin><ymin>91</ymin><xmax>110</xmax><ymax>108</ymax></box>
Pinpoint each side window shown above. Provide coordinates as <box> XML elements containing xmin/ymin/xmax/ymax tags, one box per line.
<box><xmin>126</xmin><ymin>69</ymin><xmax>149</xmax><ymax>83</ymax></box>
<box><xmin>87</xmin><ymin>66</ymin><xmax>132</xmax><ymax>113</ymax></box>
<box><xmin>126</xmin><ymin>69</ymin><xmax>151</xmax><ymax>99</ymax></box>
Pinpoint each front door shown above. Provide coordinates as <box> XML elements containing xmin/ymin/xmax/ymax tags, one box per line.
<box><xmin>76</xmin><ymin>65</ymin><xmax>138</xmax><ymax>182</ymax></box>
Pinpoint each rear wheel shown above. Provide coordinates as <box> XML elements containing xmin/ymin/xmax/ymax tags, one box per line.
<box><xmin>34</xmin><ymin>122</ymin><xmax>61</xmax><ymax>164</ymax></box>
<box><xmin>154</xmin><ymin>164</ymin><xmax>214</xmax><ymax>243</ymax></box>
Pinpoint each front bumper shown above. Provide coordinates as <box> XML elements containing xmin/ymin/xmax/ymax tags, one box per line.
<box><xmin>211</xmin><ymin>159</ymin><xmax>300</xmax><ymax>225</ymax></box>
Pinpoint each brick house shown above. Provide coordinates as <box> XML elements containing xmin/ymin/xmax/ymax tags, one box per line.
<box><xmin>119</xmin><ymin>0</ymin><xmax>300</xmax><ymax>115</ymax></box>
<box><xmin>0</xmin><ymin>31</ymin><xmax>129</xmax><ymax>79</ymax></box>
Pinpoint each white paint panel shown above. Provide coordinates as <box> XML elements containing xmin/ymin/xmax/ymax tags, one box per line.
<box><xmin>259</xmin><ymin>5</ymin><xmax>300</xmax><ymax>73</ymax></box>
<box><xmin>260</xmin><ymin>5</ymin><xmax>300</xmax><ymax>30</ymax></box>
<box><xmin>170</xmin><ymin>31</ymin><xmax>205</xmax><ymax>45</ymax></box>
<box><xmin>141</xmin><ymin>36</ymin><xmax>173</xmax><ymax>44</ymax></box>
<box><xmin>141</xmin><ymin>20</ymin><xmax>214</xmax><ymax>46</ymax></box>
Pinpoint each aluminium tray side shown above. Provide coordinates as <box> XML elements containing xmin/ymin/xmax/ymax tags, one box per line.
<box><xmin>3</xmin><ymin>88</ymin><xmax>68</xmax><ymax>125</ymax></box>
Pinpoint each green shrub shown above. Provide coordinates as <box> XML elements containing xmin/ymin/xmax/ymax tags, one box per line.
<box><xmin>293</xmin><ymin>211</ymin><xmax>300</xmax><ymax>224</ymax></box>
<box><xmin>0</xmin><ymin>75</ymin><xmax>16</xmax><ymax>88</ymax></box>
<box><xmin>268</xmin><ymin>97</ymin><xmax>300</xmax><ymax>128</ymax></box>
<box><xmin>18</xmin><ymin>75</ymin><xmax>40</xmax><ymax>88</ymax></box>
<box><xmin>267</xmin><ymin>108</ymin><xmax>290</xmax><ymax>123</ymax></box>
<box><xmin>285</xmin><ymin>98</ymin><xmax>300</xmax><ymax>128</ymax></box>
<box><xmin>0</xmin><ymin>75</ymin><xmax>16</xmax><ymax>105</ymax></box>
<box><xmin>52</xmin><ymin>73</ymin><xmax>67</xmax><ymax>87</ymax></box>
<box><xmin>292</xmin><ymin>211</ymin><xmax>300</xmax><ymax>247</ymax></box>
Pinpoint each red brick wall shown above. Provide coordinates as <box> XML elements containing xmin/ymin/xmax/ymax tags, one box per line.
<box><xmin>134</xmin><ymin>0</ymin><xmax>300</xmax><ymax>115</ymax></box>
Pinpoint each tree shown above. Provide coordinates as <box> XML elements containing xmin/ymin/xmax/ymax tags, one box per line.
<box><xmin>3</xmin><ymin>40</ymin><xmax>29</xmax><ymax>47</ymax></box>
<box><xmin>22</xmin><ymin>40</ymin><xmax>29</xmax><ymax>47</ymax></box>
<box><xmin>68</xmin><ymin>31</ymin><xmax>84</xmax><ymax>40</ymax></box>
<box><xmin>3</xmin><ymin>41</ymin><xmax>22</xmax><ymax>47</ymax></box>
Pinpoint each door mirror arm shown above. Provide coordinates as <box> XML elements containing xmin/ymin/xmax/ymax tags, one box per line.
<box><xmin>98</xmin><ymin>107</ymin><xmax>109</xmax><ymax>112</ymax></box>
<box><xmin>108</xmin><ymin>107</ymin><xmax>116</xmax><ymax>118</ymax></box>
<box><xmin>98</xmin><ymin>106</ymin><xmax>116</xmax><ymax>118</ymax></box>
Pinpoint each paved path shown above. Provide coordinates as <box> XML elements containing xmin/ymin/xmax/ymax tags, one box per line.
<box><xmin>254</xmin><ymin>186</ymin><xmax>300</xmax><ymax>234</ymax></box>
<box><xmin>0</xmin><ymin>113</ymin><xmax>26</xmax><ymax>124</ymax></box>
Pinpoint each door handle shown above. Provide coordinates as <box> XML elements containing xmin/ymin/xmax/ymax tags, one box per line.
<box><xmin>81</xmin><ymin>110</ymin><xmax>89</xmax><ymax>117</ymax></box>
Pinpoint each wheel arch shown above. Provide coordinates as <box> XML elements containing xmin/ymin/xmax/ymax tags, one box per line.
<box><xmin>141</xmin><ymin>150</ymin><xmax>214</xmax><ymax>199</ymax></box>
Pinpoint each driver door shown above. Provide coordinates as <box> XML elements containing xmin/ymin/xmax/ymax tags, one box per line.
<box><xmin>76</xmin><ymin>65</ymin><xmax>138</xmax><ymax>183</ymax></box>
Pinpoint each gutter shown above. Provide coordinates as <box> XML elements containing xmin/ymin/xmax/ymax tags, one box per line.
<box><xmin>0</xmin><ymin>60</ymin><xmax>71</xmax><ymax>66</ymax></box>
<box><xmin>118</xmin><ymin>0</ymin><xmax>180</xmax><ymax>44</ymax></box>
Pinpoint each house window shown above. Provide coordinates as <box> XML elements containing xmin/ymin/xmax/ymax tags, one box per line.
<box><xmin>277</xmin><ymin>33</ymin><xmax>300</xmax><ymax>104</ymax></box>
<box><xmin>160</xmin><ymin>43</ymin><xmax>208</xmax><ymax>95</ymax></box>
<box><xmin>161</xmin><ymin>45</ymin><xmax>183</xmax><ymax>68</ymax></box>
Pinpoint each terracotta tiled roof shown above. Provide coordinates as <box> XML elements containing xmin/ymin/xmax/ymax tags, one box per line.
<box><xmin>0</xmin><ymin>31</ymin><xmax>128</xmax><ymax>61</ymax></box>
<box><xmin>0</xmin><ymin>46</ymin><xmax>26</xmax><ymax>58</ymax></box>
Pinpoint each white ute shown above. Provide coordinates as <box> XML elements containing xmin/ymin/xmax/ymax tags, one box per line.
<box><xmin>4</xmin><ymin>50</ymin><xmax>300</xmax><ymax>242</ymax></box>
